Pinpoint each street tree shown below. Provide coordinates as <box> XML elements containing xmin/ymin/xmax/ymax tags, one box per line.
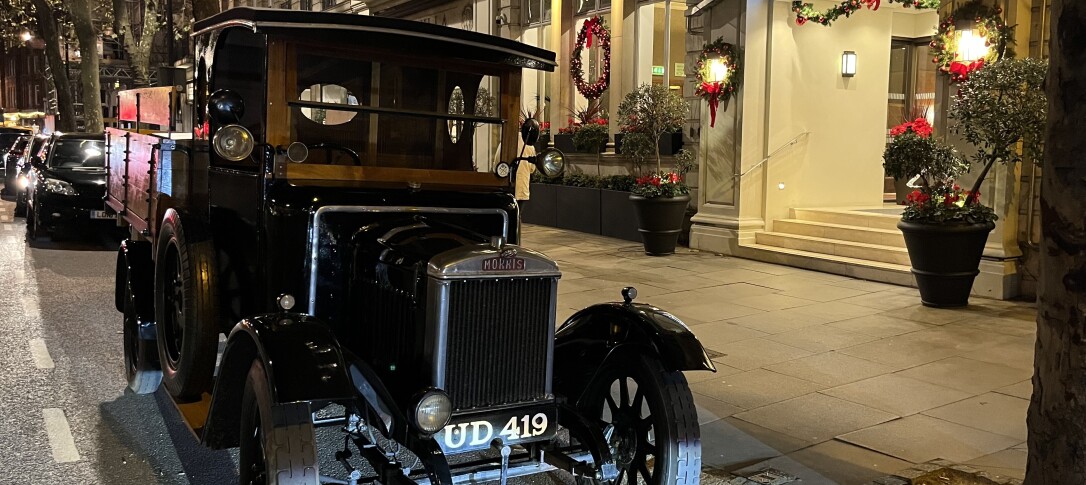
<box><xmin>191</xmin><ymin>0</ymin><xmax>218</xmax><ymax>22</ymax></box>
<box><xmin>111</xmin><ymin>0</ymin><xmax>162</xmax><ymax>85</ymax></box>
<box><xmin>1025</xmin><ymin>0</ymin><xmax>1086</xmax><ymax>482</ymax></box>
<box><xmin>2</xmin><ymin>0</ymin><xmax>78</xmax><ymax>131</ymax></box>
<box><xmin>69</xmin><ymin>0</ymin><xmax>102</xmax><ymax>131</ymax></box>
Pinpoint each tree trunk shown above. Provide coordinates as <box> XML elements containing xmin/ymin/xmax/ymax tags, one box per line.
<box><xmin>191</xmin><ymin>0</ymin><xmax>220</xmax><ymax>22</ymax></box>
<box><xmin>112</xmin><ymin>0</ymin><xmax>158</xmax><ymax>86</ymax></box>
<box><xmin>70</xmin><ymin>0</ymin><xmax>102</xmax><ymax>132</ymax></box>
<box><xmin>29</xmin><ymin>0</ymin><xmax>76</xmax><ymax>132</ymax></box>
<box><xmin>1024</xmin><ymin>0</ymin><xmax>1086</xmax><ymax>483</ymax></box>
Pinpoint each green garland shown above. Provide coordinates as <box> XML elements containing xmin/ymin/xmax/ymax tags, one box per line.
<box><xmin>930</xmin><ymin>1</ymin><xmax>1012</xmax><ymax>82</ymax></box>
<box><xmin>792</xmin><ymin>0</ymin><xmax>938</xmax><ymax>26</ymax></box>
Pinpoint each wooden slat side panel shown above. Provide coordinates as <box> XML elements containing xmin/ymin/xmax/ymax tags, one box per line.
<box><xmin>285</xmin><ymin>164</ymin><xmax>509</xmax><ymax>188</ymax></box>
<box><xmin>118</xmin><ymin>87</ymin><xmax>176</xmax><ymax>126</ymax></box>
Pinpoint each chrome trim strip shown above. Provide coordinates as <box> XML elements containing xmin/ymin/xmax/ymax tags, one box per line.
<box><xmin>251</xmin><ymin>21</ymin><xmax>557</xmax><ymax>68</ymax></box>
<box><xmin>306</xmin><ymin>205</ymin><xmax>509</xmax><ymax>314</ymax></box>
<box><xmin>545</xmin><ymin>279</ymin><xmax>557</xmax><ymax>395</ymax></box>
<box><xmin>193</xmin><ymin>19</ymin><xmax>258</xmax><ymax>36</ymax></box>
<box><xmin>428</xmin><ymin>278</ymin><xmax>452</xmax><ymax>391</ymax></box>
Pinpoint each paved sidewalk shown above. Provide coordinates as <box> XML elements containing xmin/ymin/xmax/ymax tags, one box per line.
<box><xmin>523</xmin><ymin>225</ymin><xmax>1034</xmax><ymax>484</ymax></box>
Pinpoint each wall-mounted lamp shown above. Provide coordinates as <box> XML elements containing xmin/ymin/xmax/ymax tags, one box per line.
<box><xmin>20</xmin><ymin>31</ymin><xmax>32</xmax><ymax>42</ymax></box>
<box><xmin>841</xmin><ymin>51</ymin><xmax>857</xmax><ymax>77</ymax></box>
<box><xmin>957</xmin><ymin>29</ymin><xmax>990</xmax><ymax>62</ymax></box>
<box><xmin>706</xmin><ymin>55</ymin><xmax>731</xmax><ymax>84</ymax></box>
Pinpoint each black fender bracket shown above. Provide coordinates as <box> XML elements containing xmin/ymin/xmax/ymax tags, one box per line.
<box><xmin>114</xmin><ymin>239</ymin><xmax>154</xmax><ymax>320</ymax></box>
<box><xmin>553</xmin><ymin>301</ymin><xmax>716</xmax><ymax>403</ymax></box>
<box><xmin>202</xmin><ymin>312</ymin><xmax>356</xmax><ymax>449</ymax></box>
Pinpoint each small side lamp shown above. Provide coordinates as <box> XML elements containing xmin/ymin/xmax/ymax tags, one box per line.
<box><xmin>841</xmin><ymin>51</ymin><xmax>857</xmax><ymax>77</ymax></box>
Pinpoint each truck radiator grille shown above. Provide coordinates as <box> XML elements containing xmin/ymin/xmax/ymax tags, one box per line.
<box><xmin>443</xmin><ymin>277</ymin><xmax>554</xmax><ymax>411</ymax></box>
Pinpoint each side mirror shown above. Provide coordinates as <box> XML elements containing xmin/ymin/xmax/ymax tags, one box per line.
<box><xmin>520</xmin><ymin>118</ymin><xmax>540</xmax><ymax>146</ymax></box>
<box><xmin>208</xmin><ymin>89</ymin><xmax>245</xmax><ymax>124</ymax></box>
<box><xmin>534</xmin><ymin>147</ymin><xmax>565</xmax><ymax>179</ymax></box>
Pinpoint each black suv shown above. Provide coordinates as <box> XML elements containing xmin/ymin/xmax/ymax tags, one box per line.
<box><xmin>24</xmin><ymin>132</ymin><xmax>111</xmax><ymax>240</ymax></box>
<box><xmin>0</xmin><ymin>128</ymin><xmax>31</xmax><ymax>192</ymax></box>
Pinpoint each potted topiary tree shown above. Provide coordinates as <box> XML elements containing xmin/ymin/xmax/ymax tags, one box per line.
<box><xmin>619</xmin><ymin>83</ymin><xmax>690</xmax><ymax>255</ymax></box>
<box><xmin>895</xmin><ymin>58</ymin><xmax>1046</xmax><ymax>307</ymax></box>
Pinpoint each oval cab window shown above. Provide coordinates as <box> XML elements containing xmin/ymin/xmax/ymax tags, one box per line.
<box><xmin>299</xmin><ymin>84</ymin><xmax>358</xmax><ymax>125</ymax></box>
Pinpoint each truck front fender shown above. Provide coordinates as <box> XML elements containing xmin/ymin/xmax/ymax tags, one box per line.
<box><xmin>202</xmin><ymin>313</ymin><xmax>355</xmax><ymax>449</ymax></box>
<box><xmin>553</xmin><ymin>302</ymin><xmax>716</xmax><ymax>403</ymax></box>
<box><xmin>114</xmin><ymin>239</ymin><xmax>154</xmax><ymax>319</ymax></box>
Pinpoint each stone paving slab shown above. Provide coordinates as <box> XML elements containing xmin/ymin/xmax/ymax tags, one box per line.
<box><xmin>524</xmin><ymin>224</ymin><xmax>1038</xmax><ymax>483</ymax></box>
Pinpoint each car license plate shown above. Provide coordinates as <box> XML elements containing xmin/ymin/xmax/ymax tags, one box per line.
<box><xmin>435</xmin><ymin>404</ymin><xmax>557</xmax><ymax>454</ymax></box>
<box><xmin>90</xmin><ymin>210</ymin><xmax>111</xmax><ymax>220</ymax></box>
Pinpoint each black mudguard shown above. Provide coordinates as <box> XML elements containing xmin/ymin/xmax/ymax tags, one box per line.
<box><xmin>114</xmin><ymin>239</ymin><xmax>154</xmax><ymax>318</ymax></box>
<box><xmin>553</xmin><ymin>302</ymin><xmax>716</xmax><ymax>405</ymax></box>
<box><xmin>202</xmin><ymin>313</ymin><xmax>356</xmax><ymax>448</ymax></box>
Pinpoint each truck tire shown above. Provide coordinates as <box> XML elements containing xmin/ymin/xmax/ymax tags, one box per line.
<box><xmin>577</xmin><ymin>353</ymin><xmax>702</xmax><ymax>485</ymax></box>
<box><xmin>123</xmin><ymin>278</ymin><xmax>162</xmax><ymax>394</ymax></box>
<box><xmin>155</xmin><ymin>209</ymin><xmax>219</xmax><ymax>400</ymax></box>
<box><xmin>239</xmin><ymin>360</ymin><xmax>320</xmax><ymax>485</ymax></box>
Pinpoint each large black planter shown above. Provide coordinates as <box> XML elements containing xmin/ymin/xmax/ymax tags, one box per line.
<box><xmin>615</xmin><ymin>132</ymin><xmax>683</xmax><ymax>155</ymax></box>
<box><xmin>555</xmin><ymin>185</ymin><xmax>601</xmax><ymax>234</ymax></box>
<box><xmin>553</xmin><ymin>134</ymin><xmax>575</xmax><ymax>153</ymax></box>
<box><xmin>630</xmin><ymin>194</ymin><xmax>690</xmax><ymax>256</ymax></box>
<box><xmin>600</xmin><ymin>189</ymin><xmax>640</xmax><ymax>242</ymax></box>
<box><xmin>898</xmin><ymin>220</ymin><xmax>995</xmax><ymax>308</ymax></box>
<box><xmin>521</xmin><ymin>183</ymin><xmax>557</xmax><ymax>226</ymax></box>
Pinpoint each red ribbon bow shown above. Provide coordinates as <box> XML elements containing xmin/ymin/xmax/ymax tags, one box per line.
<box><xmin>949</xmin><ymin>59</ymin><xmax>985</xmax><ymax>82</ymax></box>
<box><xmin>584</xmin><ymin>17</ymin><xmax>599</xmax><ymax>47</ymax></box>
<box><xmin>863</xmin><ymin>0</ymin><xmax>880</xmax><ymax>10</ymax></box>
<box><xmin>701</xmin><ymin>82</ymin><xmax>723</xmax><ymax>128</ymax></box>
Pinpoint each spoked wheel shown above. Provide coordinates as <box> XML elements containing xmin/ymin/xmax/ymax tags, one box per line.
<box><xmin>578</xmin><ymin>353</ymin><xmax>701</xmax><ymax>485</ymax></box>
<box><xmin>239</xmin><ymin>360</ymin><xmax>320</xmax><ymax>485</ymax></box>
<box><xmin>122</xmin><ymin>278</ymin><xmax>161</xmax><ymax>394</ymax></box>
<box><xmin>154</xmin><ymin>209</ymin><xmax>219</xmax><ymax>400</ymax></box>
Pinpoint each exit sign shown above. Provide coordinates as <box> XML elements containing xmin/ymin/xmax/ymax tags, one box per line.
<box><xmin>652</xmin><ymin>65</ymin><xmax>665</xmax><ymax>76</ymax></box>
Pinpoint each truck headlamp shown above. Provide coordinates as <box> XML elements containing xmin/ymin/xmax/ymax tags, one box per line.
<box><xmin>44</xmin><ymin>178</ymin><xmax>78</xmax><ymax>196</ymax></box>
<box><xmin>17</xmin><ymin>174</ymin><xmax>29</xmax><ymax>189</ymax></box>
<box><xmin>413</xmin><ymin>389</ymin><xmax>452</xmax><ymax>435</ymax></box>
<box><xmin>212</xmin><ymin>124</ymin><xmax>254</xmax><ymax>162</ymax></box>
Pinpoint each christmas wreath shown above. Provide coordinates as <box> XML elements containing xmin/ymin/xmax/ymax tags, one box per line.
<box><xmin>930</xmin><ymin>1</ymin><xmax>1010</xmax><ymax>82</ymax></box>
<box><xmin>791</xmin><ymin>0</ymin><xmax>938</xmax><ymax>26</ymax></box>
<box><xmin>570</xmin><ymin>16</ymin><xmax>611</xmax><ymax>100</ymax></box>
<box><xmin>694</xmin><ymin>38</ymin><xmax>741</xmax><ymax>128</ymax></box>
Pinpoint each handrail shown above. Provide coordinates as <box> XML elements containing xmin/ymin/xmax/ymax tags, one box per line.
<box><xmin>734</xmin><ymin>132</ymin><xmax>810</xmax><ymax>178</ymax></box>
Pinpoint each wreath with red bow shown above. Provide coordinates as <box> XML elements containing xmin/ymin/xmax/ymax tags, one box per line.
<box><xmin>570</xmin><ymin>16</ymin><xmax>611</xmax><ymax>100</ymax></box>
<box><xmin>930</xmin><ymin>1</ymin><xmax>1010</xmax><ymax>83</ymax></box>
<box><xmin>694</xmin><ymin>38</ymin><xmax>741</xmax><ymax>128</ymax></box>
<box><xmin>791</xmin><ymin>0</ymin><xmax>938</xmax><ymax>26</ymax></box>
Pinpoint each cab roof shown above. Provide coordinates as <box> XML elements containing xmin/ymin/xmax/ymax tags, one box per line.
<box><xmin>194</xmin><ymin>7</ymin><xmax>557</xmax><ymax>72</ymax></box>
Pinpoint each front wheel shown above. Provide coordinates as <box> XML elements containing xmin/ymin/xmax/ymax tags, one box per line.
<box><xmin>577</xmin><ymin>353</ymin><xmax>701</xmax><ymax>485</ymax></box>
<box><xmin>239</xmin><ymin>360</ymin><xmax>320</xmax><ymax>485</ymax></box>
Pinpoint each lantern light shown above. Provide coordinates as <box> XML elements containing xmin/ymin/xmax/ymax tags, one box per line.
<box><xmin>957</xmin><ymin>29</ymin><xmax>990</xmax><ymax>62</ymax></box>
<box><xmin>841</xmin><ymin>51</ymin><xmax>857</xmax><ymax>77</ymax></box>
<box><xmin>706</xmin><ymin>55</ymin><xmax>731</xmax><ymax>84</ymax></box>
<box><xmin>21</xmin><ymin>32</ymin><xmax>32</xmax><ymax>42</ymax></box>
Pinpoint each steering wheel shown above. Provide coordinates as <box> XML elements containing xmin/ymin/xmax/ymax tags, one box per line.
<box><xmin>309</xmin><ymin>142</ymin><xmax>362</xmax><ymax>166</ymax></box>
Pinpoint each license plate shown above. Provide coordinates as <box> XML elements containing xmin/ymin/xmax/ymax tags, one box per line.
<box><xmin>90</xmin><ymin>210</ymin><xmax>111</xmax><ymax>220</ymax></box>
<box><xmin>435</xmin><ymin>404</ymin><xmax>557</xmax><ymax>454</ymax></box>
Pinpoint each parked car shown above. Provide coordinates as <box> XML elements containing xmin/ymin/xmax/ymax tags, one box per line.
<box><xmin>1</xmin><ymin>133</ymin><xmax>31</xmax><ymax>195</ymax></box>
<box><xmin>24</xmin><ymin>132</ymin><xmax>111</xmax><ymax>240</ymax></box>
<box><xmin>0</xmin><ymin>128</ymin><xmax>32</xmax><ymax>191</ymax></box>
<box><xmin>8</xmin><ymin>134</ymin><xmax>50</xmax><ymax>216</ymax></box>
<box><xmin>110</xmin><ymin>8</ymin><xmax>714</xmax><ymax>485</ymax></box>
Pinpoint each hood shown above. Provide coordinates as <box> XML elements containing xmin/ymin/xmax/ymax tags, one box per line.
<box><xmin>42</xmin><ymin>167</ymin><xmax>107</xmax><ymax>188</ymax></box>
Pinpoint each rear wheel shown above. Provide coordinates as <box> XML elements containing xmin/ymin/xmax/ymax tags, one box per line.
<box><xmin>239</xmin><ymin>360</ymin><xmax>320</xmax><ymax>485</ymax></box>
<box><xmin>154</xmin><ymin>209</ymin><xmax>218</xmax><ymax>400</ymax></box>
<box><xmin>577</xmin><ymin>353</ymin><xmax>701</xmax><ymax>485</ymax></box>
<box><xmin>25</xmin><ymin>199</ymin><xmax>48</xmax><ymax>241</ymax></box>
<box><xmin>123</xmin><ymin>278</ymin><xmax>162</xmax><ymax>394</ymax></box>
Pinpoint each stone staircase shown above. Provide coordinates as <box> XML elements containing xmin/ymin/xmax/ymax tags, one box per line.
<box><xmin>738</xmin><ymin>207</ymin><xmax>916</xmax><ymax>287</ymax></box>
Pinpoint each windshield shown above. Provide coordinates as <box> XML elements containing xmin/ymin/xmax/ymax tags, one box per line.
<box><xmin>48</xmin><ymin>139</ymin><xmax>106</xmax><ymax>169</ymax></box>
<box><xmin>0</xmin><ymin>133</ymin><xmax>25</xmax><ymax>152</ymax></box>
<box><xmin>285</xmin><ymin>45</ymin><xmax>506</xmax><ymax>173</ymax></box>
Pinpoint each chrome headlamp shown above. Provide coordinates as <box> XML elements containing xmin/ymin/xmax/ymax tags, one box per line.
<box><xmin>412</xmin><ymin>389</ymin><xmax>452</xmax><ymax>435</ymax></box>
<box><xmin>212</xmin><ymin>124</ymin><xmax>255</xmax><ymax>162</ymax></box>
<box><xmin>44</xmin><ymin>178</ymin><xmax>77</xmax><ymax>196</ymax></box>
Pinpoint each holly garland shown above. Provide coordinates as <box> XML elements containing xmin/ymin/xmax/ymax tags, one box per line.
<box><xmin>930</xmin><ymin>1</ymin><xmax>1011</xmax><ymax>82</ymax></box>
<box><xmin>694</xmin><ymin>38</ymin><xmax>741</xmax><ymax>128</ymax></box>
<box><xmin>792</xmin><ymin>0</ymin><xmax>938</xmax><ymax>26</ymax></box>
<box><xmin>570</xmin><ymin>15</ymin><xmax>611</xmax><ymax>100</ymax></box>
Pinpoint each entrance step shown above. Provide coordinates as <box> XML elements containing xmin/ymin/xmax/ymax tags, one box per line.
<box><xmin>792</xmin><ymin>208</ymin><xmax>902</xmax><ymax>231</ymax></box>
<box><xmin>755</xmin><ymin>232</ymin><xmax>911</xmax><ymax>266</ymax></box>
<box><xmin>773</xmin><ymin>219</ymin><xmax>905</xmax><ymax>248</ymax></box>
<box><xmin>737</xmin><ymin>243</ymin><xmax>914</xmax><ymax>287</ymax></box>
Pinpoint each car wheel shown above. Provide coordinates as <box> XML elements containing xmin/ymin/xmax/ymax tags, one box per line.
<box><xmin>25</xmin><ymin>200</ymin><xmax>48</xmax><ymax>241</ymax></box>
<box><xmin>123</xmin><ymin>277</ymin><xmax>162</xmax><ymax>394</ymax></box>
<box><xmin>239</xmin><ymin>360</ymin><xmax>320</xmax><ymax>485</ymax></box>
<box><xmin>154</xmin><ymin>209</ymin><xmax>218</xmax><ymax>400</ymax></box>
<box><xmin>577</xmin><ymin>353</ymin><xmax>701</xmax><ymax>485</ymax></box>
<box><xmin>14</xmin><ymin>191</ymin><xmax>26</xmax><ymax>217</ymax></box>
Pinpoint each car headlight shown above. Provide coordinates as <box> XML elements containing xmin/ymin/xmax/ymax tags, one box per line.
<box><xmin>212</xmin><ymin>124</ymin><xmax>254</xmax><ymax>161</ymax></box>
<box><xmin>17</xmin><ymin>174</ymin><xmax>28</xmax><ymax>189</ymax></box>
<box><xmin>44</xmin><ymin>178</ymin><xmax>78</xmax><ymax>196</ymax></box>
<box><xmin>412</xmin><ymin>389</ymin><xmax>452</xmax><ymax>435</ymax></box>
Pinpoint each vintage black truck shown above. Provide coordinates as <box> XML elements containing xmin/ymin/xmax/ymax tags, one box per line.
<box><xmin>109</xmin><ymin>7</ymin><xmax>715</xmax><ymax>485</ymax></box>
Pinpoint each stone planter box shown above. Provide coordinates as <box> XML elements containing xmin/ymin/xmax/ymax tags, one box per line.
<box><xmin>521</xmin><ymin>182</ymin><xmax>556</xmax><ymax>226</ymax></box>
<box><xmin>555</xmin><ymin>185</ymin><xmax>601</xmax><ymax>234</ymax></box>
<box><xmin>600</xmin><ymin>189</ymin><xmax>640</xmax><ymax>242</ymax></box>
<box><xmin>614</xmin><ymin>132</ymin><xmax>684</xmax><ymax>156</ymax></box>
<box><xmin>553</xmin><ymin>134</ymin><xmax>575</xmax><ymax>153</ymax></box>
